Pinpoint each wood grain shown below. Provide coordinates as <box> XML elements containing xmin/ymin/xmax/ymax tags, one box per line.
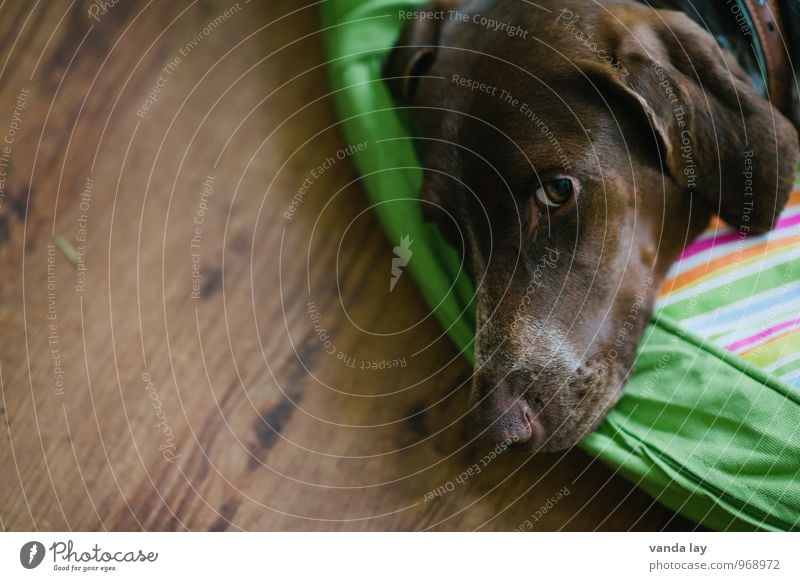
<box><xmin>0</xmin><ymin>0</ymin><xmax>694</xmax><ymax>531</ymax></box>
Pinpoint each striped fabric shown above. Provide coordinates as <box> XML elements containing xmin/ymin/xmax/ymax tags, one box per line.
<box><xmin>657</xmin><ymin>183</ymin><xmax>800</xmax><ymax>388</ymax></box>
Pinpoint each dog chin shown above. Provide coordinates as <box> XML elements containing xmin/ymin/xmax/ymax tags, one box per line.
<box><xmin>534</xmin><ymin>373</ymin><xmax>626</xmax><ymax>453</ymax></box>
<box><xmin>536</xmin><ymin>412</ymin><xmax>608</xmax><ymax>452</ymax></box>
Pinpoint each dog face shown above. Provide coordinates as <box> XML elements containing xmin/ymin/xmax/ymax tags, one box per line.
<box><xmin>385</xmin><ymin>0</ymin><xmax>798</xmax><ymax>451</ymax></box>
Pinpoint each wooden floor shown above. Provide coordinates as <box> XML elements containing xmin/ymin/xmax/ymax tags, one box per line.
<box><xmin>0</xmin><ymin>0</ymin><xmax>693</xmax><ymax>531</ymax></box>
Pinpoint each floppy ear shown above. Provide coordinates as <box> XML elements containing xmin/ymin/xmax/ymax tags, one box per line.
<box><xmin>606</xmin><ymin>8</ymin><xmax>798</xmax><ymax>233</ymax></box>
<box><xmin>383</xmin><ymin>2</ymin><xmax>454</xmax><ymax>103</ymax></box>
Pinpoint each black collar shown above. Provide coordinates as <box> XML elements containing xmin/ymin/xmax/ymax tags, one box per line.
<box><xmin>648</xmin><ymin>0</ymin><xmax>793</xmax><ymax>113</ymax></box>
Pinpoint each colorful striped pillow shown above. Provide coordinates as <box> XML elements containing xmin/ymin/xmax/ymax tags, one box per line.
<box><xmin>659</xmin><ymin>190</ymin><xmax>800</xmax><ymax>387</ymax></box>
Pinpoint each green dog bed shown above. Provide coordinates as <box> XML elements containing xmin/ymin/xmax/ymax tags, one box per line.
<box><xmin>320</xmin><ymin>0</ymin><xmax>800</xmax><ymax>530</ymax></box>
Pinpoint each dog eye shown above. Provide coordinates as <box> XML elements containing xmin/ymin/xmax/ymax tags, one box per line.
<box><xmin>533</xmin><ymin>177</ymin><xmax>575</xmax><ymax>209</ymax></box>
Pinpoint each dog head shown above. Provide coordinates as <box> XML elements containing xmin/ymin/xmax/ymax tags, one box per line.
<box><xmin>385</xmin><ymin>0</ymin><xmax>798</xmax><ymax>451</ymax></box>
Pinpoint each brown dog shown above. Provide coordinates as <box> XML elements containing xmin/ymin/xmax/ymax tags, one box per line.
<box><xmin>385</xmin><ymin>0</ymin><xmax>799</xmax><ymax>452</ymax></box>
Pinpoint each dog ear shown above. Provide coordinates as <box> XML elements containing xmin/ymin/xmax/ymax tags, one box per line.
<box><xmin>383</xmin><ymin>2</ymin><xmax>452</xmax><ymax>103</ymax></box>
<box><xmin>606</xmin><ymin>8</ymin><xmax>798</xmax><ymax>233</ymax></box>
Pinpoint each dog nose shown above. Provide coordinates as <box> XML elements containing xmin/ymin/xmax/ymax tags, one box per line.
<box><xmin>468</xmin><ymin>395</ymin><xmax>539</xmax><ymax>452</ymax></box>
